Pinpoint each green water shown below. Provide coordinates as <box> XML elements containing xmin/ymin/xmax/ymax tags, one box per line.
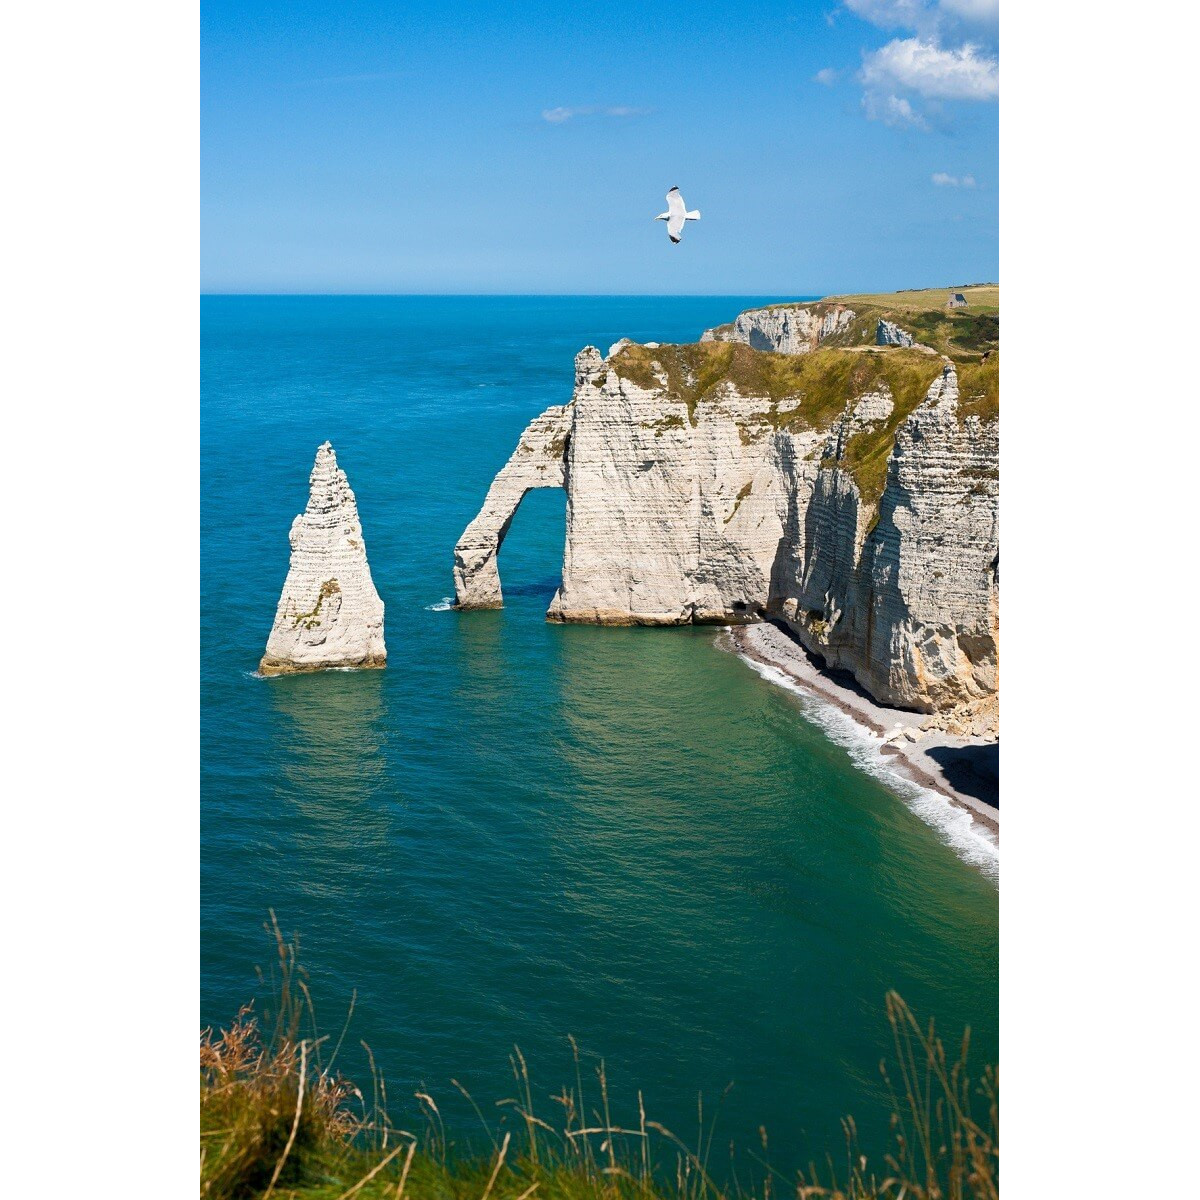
<box><xmin>201</xmin><ymin>296</ymin><xmax>997</xmax><ymax>1176</ymax></box>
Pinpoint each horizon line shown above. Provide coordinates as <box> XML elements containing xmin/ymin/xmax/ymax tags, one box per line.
<box><xmin>199</xmin><ymin>291</ymin><xmax>824</xmax><ymax>298</ymax></box>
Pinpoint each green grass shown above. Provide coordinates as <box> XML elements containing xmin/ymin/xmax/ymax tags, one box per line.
<box><xmin>201</xmin><ymin>918</ymin><xmax>999</xmax><ymax>1200</ymax></box>
<box><xmin>954</xmin><ymin>357</ymin><xmax>1000</xmax><ymax>425</ymax></box>
<box><xmin>611</xmin><ymin>343</ymin><xmax>943</xmax><ymax>430</ymax></box>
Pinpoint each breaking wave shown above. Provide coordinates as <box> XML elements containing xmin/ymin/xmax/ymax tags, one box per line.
<box><xmin>736</xmin><ymin>652</ymin><xmax>999</xmax><ymax>881</ymax></box>
<box><xmin>425</xmin><ymin>597</ymin><xmax>455</xmax><ymax>612</ymax></box>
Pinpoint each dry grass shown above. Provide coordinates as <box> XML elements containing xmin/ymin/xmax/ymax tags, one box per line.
<box><xmin>821</xmin><ymin>287</ymin><xmax>1000</xmax><ymax>315</ymax></box>
<box><xmin>201</xmin><ymin>920</ymin><xmax>997</xmax><ymax>1199</ymax></box>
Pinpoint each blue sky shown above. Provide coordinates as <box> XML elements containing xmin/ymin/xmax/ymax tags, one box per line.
<box><xmin>202</xmin><ymin>0</ymin><xmax>998</xmax><ymax>294</ymax></box>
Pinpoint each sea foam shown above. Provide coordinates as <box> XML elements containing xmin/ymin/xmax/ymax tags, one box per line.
<box><xmin>425</xmin><ymin>597</ymin><xmax>455</xmax><ymax>612</ymax></box>
<box><xmin>737</xmin><ymin>653</ymin><xmax>999</xmax><ymax>881</ymax></box>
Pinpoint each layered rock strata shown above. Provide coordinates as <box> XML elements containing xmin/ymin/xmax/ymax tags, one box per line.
<box><xmin>701</xmin><ymin>304</ymin><xmax>855</xmax><ymax>353</ymax></box>
<box><xmin>260</xmin><ymin>442</ymin><xmax>386</xmax><ymax>675</ymax></box>
<box><xmin>454</xmin><ymin>306</ymin><xmax>998</xmax><ymax>718</ymax></box>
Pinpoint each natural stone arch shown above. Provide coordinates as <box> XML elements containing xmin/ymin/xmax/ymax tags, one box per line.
<box><xmin>452</xmin><ymin>405</ymin><xmax>571</xmax><ymax>609</ymax></box>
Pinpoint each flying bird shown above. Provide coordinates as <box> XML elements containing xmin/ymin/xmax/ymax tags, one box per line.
<box><xmin>655</xmin><ymin>187</ymin><xmax>701</xmax><ymax>244</ymax></box>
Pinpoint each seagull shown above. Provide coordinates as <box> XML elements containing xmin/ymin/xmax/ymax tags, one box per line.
<box><xmin>655</xmin><ymin>186</ymin><xmax>701</xmax><ymax>244</ymax></box>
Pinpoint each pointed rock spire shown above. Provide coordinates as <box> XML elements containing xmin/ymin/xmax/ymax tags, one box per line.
<box><xmin>259</xmin><ymin>442</ymin><xmax>386</xmax><ymax>675</ymax></box>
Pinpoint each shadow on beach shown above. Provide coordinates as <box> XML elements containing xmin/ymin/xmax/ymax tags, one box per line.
<box><xmin>924</xmin><ymin>742</ymin><xmax>999</xmax><ymax>811</ymax></box>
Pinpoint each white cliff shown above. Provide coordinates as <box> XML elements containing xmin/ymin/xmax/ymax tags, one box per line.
<box><xmin>453</xmin><ymin>401</ymin><xmax>572</xmax><ymax>608</ymax></box>
<box><xmin>260</xmin><ymin>442</ymin><xmax>386</xmax><ymax>675</ymax></box>
<box><xmin>701</xmin><ymin>304</ymin><xmax>855</xmax><ymax>353</ymax></box>
<box><xmin>779</xmin><ymin>363</ymin><xmax>998</xmax><ymax>713</ymax></box>
<box><xmin>453</xmin><ymin>314</ymin><xmax>998</xmax><ymax>720</ymax></box>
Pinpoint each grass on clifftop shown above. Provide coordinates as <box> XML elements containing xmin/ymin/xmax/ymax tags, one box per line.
<box><xmin>201</xmin><ymin>917</ymin><xmax>999</xmax><ymax>1200</ymax></box>
<box><xmin>610</xmin><ymin>343</ymin><xmax>950</xmax><ymax>511</ymax></box>
<box><xmin>822</xmin><ymin>286</ymin><xmax>999</xmax><ymax>315</ymax></box>
<box><xmin>726</xmin><ymin>287</ymin><xmax>999</xmax><ymax>361</ymax></box>
<box><xmin>611</xmin><ymin>343</ymin><xmax>943</xmax><ymax>429</ymax></box>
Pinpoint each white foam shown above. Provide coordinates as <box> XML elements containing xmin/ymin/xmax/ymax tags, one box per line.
<box><xmin>738</xmin><ymin>654</ymin><xmax>999</xmax><ymax>882</ymax></box>
<box><xmin>425</xmin><ymin>597</ymin><xmax>455</xmax><ymax>612</ymax></box>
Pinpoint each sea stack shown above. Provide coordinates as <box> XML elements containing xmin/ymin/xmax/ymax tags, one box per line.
<box><xmin>259</xmin><ymin>442</ymin><xmax>386</xmax><ymax>675</ymax></box>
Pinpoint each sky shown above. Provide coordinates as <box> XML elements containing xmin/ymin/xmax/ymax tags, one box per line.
<box><xmin>201</xmin><ymin>0</ymin><xmax>998</xmax><ymax>295</ymax></box>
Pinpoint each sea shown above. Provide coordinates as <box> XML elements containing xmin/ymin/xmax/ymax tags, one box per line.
<box><xmin>201</xmin><ymin>295</ymin><xmax>998</xmax><ymax>1176</ymax></box>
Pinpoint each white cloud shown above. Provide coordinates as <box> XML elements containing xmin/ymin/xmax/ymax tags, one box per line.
<box><xmin>862</xmin><ymin>92</ymin><xmax>927</xmax><ymax>129</ymax></box>
<box><xmin>861</xmin><ymin>37</ymin><xmax>998</xmax><ymax>100</ymax></box>
<box><xmin>932</xmin><ymin>171</ymin><xmax>977</xmax><ymax>186</ymax></box>
<box><xmin>541</xmin><ymin>105</ymin><xmax>649</xmax><ymax>124</ymax></box>
<box><xmin>813</xmin><ymin>67</ymin><xmax>840</xmax><ymax>86</ymax></box>
<box><xmin>842</xmin><ymin>0</ymin><xmax>998</xmax><ymax>129</ymax></box>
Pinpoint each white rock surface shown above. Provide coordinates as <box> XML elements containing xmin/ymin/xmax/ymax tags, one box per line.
<box><xmin>875</xmin><ymin>318</ymin><xmax>915</xmax><ymax>347</ymax></box>
<box><xmin>783</xmin><ymin>364</ymin><xmax>999</xmax><ymax>712</ymax></box>
<box><xmin>545</xmin><ymin>349</ymin><xmax>802</xmax><ymax>624</ymax></box>
<box><xmin>260</xmin><ymin>443</ymin><xmax>386</xmax><ymax>675</ymax></box>
<box><xmin>453</xmin><ymin>331</ymin><xmax>998</xmax><ymax>716</ymax></box>
<box><xmin>453</xmin><ymin>397</ymin><xmax>572</xmax><ymax>608</ymax></box>
<box><xmin>702</xmin><ymin>304</ymin><xmax>855</xmax><ymax>354</ymax></box>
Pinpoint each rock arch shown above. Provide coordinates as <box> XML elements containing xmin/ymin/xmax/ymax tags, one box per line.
<box><xmin>452</xmin><ymin>405</ymin><xmax>571</xmax><ymax>609</ymax></box>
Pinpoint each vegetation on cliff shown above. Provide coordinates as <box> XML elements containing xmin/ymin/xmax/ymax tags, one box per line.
<box><xmin>609</xmin><ymin>342</ymin><xmax>964</xmax><ymax>512</ymax></box>
<box><xmin>714</xmin><ymin>287</ymin><xmax>1000</xmax><ymax>362</ymax></box>
<box><xmin>201</xmin><ymin>920</ymin><xmax>998</xmax><ymax>1200</ymax></box>
<box><xmin>609</xmin><ymin>287</ymin><xmax>999</xmax><ymax>520</ymax></box>
<box><xmin>611</xmin><ymin>343</ymin><xmax>942</xmax><ymax>428</ymax></box>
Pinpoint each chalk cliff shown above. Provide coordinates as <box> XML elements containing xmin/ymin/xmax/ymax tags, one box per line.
<box><xmin>260</xmin><ymin>442</ymin><xmax>386</xmax><ymax>675</ymax></box>
<box><xmin>875</xmin><ymin>318</ymin><xmax>915</xmax><ymax>347</ymax></box>
<box><xmin>701</xmin><ymin>304</ymin><xmax>856</xmax><ymax>353</ymax></box>
<box><xmin>454</xmin><ymin>297</ymin><xmax>999</xmax><ymax>719</ymax></box>
<box><xmin>454</xmin><ymin>404</ymin><xmax>571</xmax><ymax>608</ymax></box>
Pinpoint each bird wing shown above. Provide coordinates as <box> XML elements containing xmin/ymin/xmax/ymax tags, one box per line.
<box><xmin>665</xmin><ymin>188</ymin><xmax>687</xmax><ymax>220</ymax></box>
<box><xmin>666</xmin><ymin>212</ymin><xmax>686</xmax><ymax>241</ymax></box>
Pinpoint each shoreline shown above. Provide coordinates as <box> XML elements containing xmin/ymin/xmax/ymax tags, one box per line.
<box><xmin>724</xmin><ymin>621</ymin><xmax>999</xmax><ymax>843</ymax></box>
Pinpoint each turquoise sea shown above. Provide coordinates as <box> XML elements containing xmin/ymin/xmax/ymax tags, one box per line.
<box><xmin>201</xmin><ymin>296</ymin><xmax>998</xmax><ymax>1175</ymax></box>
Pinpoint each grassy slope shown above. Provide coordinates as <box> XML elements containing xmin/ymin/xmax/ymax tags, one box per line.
<box><xmin>824</xmin><ymin>285</ymin><xmax>999</xmax><ymax>314</ymax></box>
<box><xmin>200</xmin><ymin>1003</ymin><xmax>998</xmax><ymax>1200</ymax></box>
<box><xmin>201</xmin><ymin>926</ymin><xmax>999</xmax><ymax>1200</ymax></box>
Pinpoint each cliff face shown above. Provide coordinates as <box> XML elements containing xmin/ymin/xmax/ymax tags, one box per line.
<box><xmin>454</xmin><ymin>301</ymin><xmax>999</xmax><ymax>717</ymax></box>
<box><xmin>260</xmin><ymin>442</ymin><xmax>386</xmax><ymax>675</ymax></box>
<box><xmin>701</xmin><ymin>304</ymin><xmax>856</xmax><ymax>354</ymax></box>
<box><xmin>780</xmin><ymin>364</ymin><xmax>998</xmax><ymax>712</ymax></box>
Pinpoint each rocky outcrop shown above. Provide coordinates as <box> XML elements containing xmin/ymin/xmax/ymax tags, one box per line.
<box><xmin>876</xmin><ymin>318</ymin><xmax>914</xmax><ymax>347</ymax></box>
<box><xmin>453</xmin><ymin>401</ymin><xmax>572</xmax><ymax>608</ymax></box>
<box><xmin>542</xmin><ymin>348</ymin><xmax>797</xmax><ymax>624</ymax></box>
<box><xmin>453</xmin><ymin>311</ymin><xmax>999</xmax><ymax>718</ymax></box>
<box><xmin>260</xmin><ymin>443</ymin><xmax>386</xmax><ymax>675</ymax></box>
<box><xmin>702</xmin><ymin>305</ymin><xmax>855</xmax><ymax>354</ymax></box>
<box><xmin>780</xmin><ymin>364</ymin><xmax>998</xmax><ymax>712</ymax></box>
